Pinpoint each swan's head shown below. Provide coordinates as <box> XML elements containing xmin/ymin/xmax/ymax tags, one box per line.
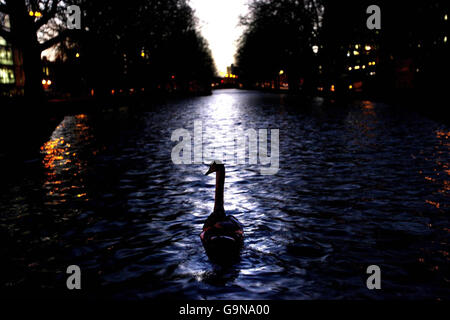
<box><xmin>205</xmin><ymin>160</ymin><xmax>224</xmax><ymax>175</ymax></box>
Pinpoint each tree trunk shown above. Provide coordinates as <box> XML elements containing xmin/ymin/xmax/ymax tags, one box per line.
<box><xmin>7</xmin><ymin>0</ymin><xmax>43</xmax><ymax>100</ymax></box>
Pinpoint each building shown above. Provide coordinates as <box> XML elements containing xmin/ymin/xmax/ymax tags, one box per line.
<box><xmin>0</xmin><ymin>14</ymin><xmax>24</xmax><ymax>96</ymax></box>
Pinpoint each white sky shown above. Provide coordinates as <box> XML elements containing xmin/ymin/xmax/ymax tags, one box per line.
<box><xmin>189</xmin><ymin>0</ymin><xmax>249</xmax><ymax>75</ymax></box>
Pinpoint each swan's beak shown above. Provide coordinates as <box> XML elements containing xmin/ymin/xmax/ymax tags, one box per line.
<box><xmin>205</xmin><ymin>167</ymin><xmax>214</xmax><ymax>175</ymax></box>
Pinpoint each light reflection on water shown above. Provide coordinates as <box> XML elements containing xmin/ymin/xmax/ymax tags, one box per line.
<box><xmin>40</xmin><ymin>114</ymin><xmax>96</xmax><ymax>205</ymax></box>
<box><xmin>0</xmin><ymin>90</ymin><xmax>449</xmax><ymax>299</ymax></box>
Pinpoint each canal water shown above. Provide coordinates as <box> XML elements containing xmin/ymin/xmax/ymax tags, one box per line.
<box><xmin>1</xmin><ymin>89</ymin><xmax>449</xmax><ymax>299</ymax></box>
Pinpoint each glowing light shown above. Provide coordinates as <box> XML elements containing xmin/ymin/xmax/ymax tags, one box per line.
<box><xmin>348</xmin><ymin>67</ymin><xmax>352</xmax><ymax>71</ymax></box>
<box><xmin>29</xmin><ymin>11</ymin><xmax>34</xmax><ymax>16</ymax></box>
<box><xmin>444</xmin><ymin>36</ymin><xmax>448</xmax><ymax>43</ymax></box>
<box><xmin>35</xmin><ymin>11</ymin><xmax>42</xmax><ymax>17</ymax></box>
<box><xmin>141</xmin><ymin>51</ymin><xmax>145</xmax><ymax>57</ymax></box>
<box><xmin>347</xmin><ymin>51</ymin><xmax>350</xmax><ymax>57</ymax></box>
<box><xmin>279</xmin><ymin>70</ymin><xmax>284</xmax><ymax>75</ymax></box>
<box><xmin>111</xmin><ymin>89</ymin><xmax>115</xmax><ymax>95</ymax></box>
<box><xmin>312</xmin><ymin>45</ymin><xmax>319</xmax><ymax>54</ymax></box>
<box><xmin>362</xmin><ymin>65</ymin><xmax>366</xmax><ymax>69</ymax></box>
<box><xmin>355</xmin><ymin>44</ymin><xmax>359</xmax><ymax>49</ymax></box>
<box><xmin>425</xmin><ymin>200</ymin><xmax>440</xmax><ymax>209</ymax></box>
<box><xmin>330</xmin><ymin>84</ymin><xmax>335</xmax><ymax>92</ymax></box>
<box><xmin>75</xmin><ymin>53</ymin><xmax>80</xmax><ymax>58</ymax></box>
<box><xmin>353</xmin><ymin>50</ymin><xmax>359</xmax><ymax>55</ymax></box>
<box><xmin>42</xmin><ymin>79</ymin><xmax>47</xmax><ymax>85</ymax></box>
<box><xmin>365</xmin><ymin>45</ymin><xmax>371</xmax><ymax>51</ymax></box>
<box><xmin>445</xmin><ymin>14</ymin><xmax>448</xmax><ymax>21</ymax></box>
<box><xmin>354</xmin><ymin>65</ymin><xmax>360</xmax><ymax>70</ymax></box>
<box><xmin>349</xmin><ymin>84</ymin><xmax>353</xmax><ymax>89</ymax></box>
<box><xmin>47</xmin><ymin>80</ymin><xmax>52</xmax><ymax>85</ymax></box>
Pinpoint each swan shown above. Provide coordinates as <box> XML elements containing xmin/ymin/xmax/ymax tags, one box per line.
<box><xmin>200</xmin><ymin>161</ymin><xmax>244</xmax><ymax>256</ymax></box>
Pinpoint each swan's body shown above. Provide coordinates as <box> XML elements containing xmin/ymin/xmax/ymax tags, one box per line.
<box><xmin>200</xmin><ymin>210</ymin><xmax>244</xmax><ymax>249</ymax></box>
<box><xmin>201</xmin><ymin>162</ymin><xmax>244</xmax><ymax>256</ymax></box>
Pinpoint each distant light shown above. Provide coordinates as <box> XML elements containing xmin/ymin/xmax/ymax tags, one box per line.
<box><xmin>365</xmin><ymin>45</ymin><xmax>371</xmax><ymax>51</ymax></box>
<box><xmin>362</xmin><ymin>65</ymin><xmax>366</xmax><ymax>69</ymax></box>
<box><xmin>355</xmin><ymin>44</ymin><xmax>359</xmax><ymax>49</ymax></box>
<box><xmin>353</xmin><ymin>50</ymin><xmax>359</xmax><ymax>55</ymax></box>
<box><xmin>444</xmin><ymin>36</ymin><xmax>448</xmax><ymax>43</ymax></box>
<box><xmin>75</xmin><ymin>53</ymin><xmax>80</xmax><ymax>58</ymax></box>
<box><xmin>29</xmin><ymin>11</ymin><xmax>34</xmax><ymax>16</ymax></box>
<box><xmin>91</xmin><ymin>89</ymin><xmax>94</xmax><ymax>96</ymax></box>
<box><xmin>348</xmin><ymin>67</ymin><xmax>352</xmax><ymax>71</ymax></box>
<box><xmin>312</xmin><ymin>45</ymin><xmax>319</xmax><ymax>54</ymax></box>
<box><xmin>141</xmin><ymin>51</ymin><xmax>145</xmax><ymax>57</ymax></box>
<box><xmin>111</xmin><ymin>89</ymin><xmax>115</xmax><ymax>95</ymax></box>
<box><xmin>47</xmin><ymin>80</ymin><xmax>52</xmax><ymax>85</ymax></box>
<box><xmin>42</xmin><ymin>79</ymin><xmax>46</xmax><ymax>85</ymax></box>
<box><xmin>445</xmin><ymin>14</ymin><xmax>448</xmax><ymax>21</ymax></box>
<box><xmin>35</xmin><ymin>11</ymin><xmax>42</xmax><ymax>17</ymax></box>
<box><xmin>349</xmin><ymin>84</ymin><xmax>353</xmax><ymax>89</ymax></box>
<box><xmin>354</xmin><ymin>65</ymin><xmax>360</xmax><ymax>70</ymax></box>
<box><xmin>330</xmin><ymin>84</ymin><xmax>335</xmax><ymax>92</ymax></box>
<box><xmin>370</xmin><ymin>72</ymin><xmax>376</xmax><ymax>76</ymax></box>
<box><xmin>279</xmin><ymin>70</ymin><xmax>284</xmax><ymax>75</ymax></box>
<box><xmin>347</xmin><ymin>51</ymin><xmax>350</xmax><ymax>57</ymax></box>
<box><xmin>171</xmin><ymin>75</ymin><xmax>175</xmax><ymax>79</ymax></box>
<box><xmin>416</xmin><ymin>68</ymin><xmax>420</xmax><ymax>72</ymax></box>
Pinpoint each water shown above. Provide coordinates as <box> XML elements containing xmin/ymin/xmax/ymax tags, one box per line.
<box><xmin>1</xmin><ymin>89</ymin><xmax>449</xmax><ymax>299</ymax></box>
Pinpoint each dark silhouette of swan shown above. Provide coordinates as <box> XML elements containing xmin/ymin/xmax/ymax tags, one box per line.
<box><xmin>200</xmin><ymin>161</ymin><xmax>244</xmax><ymax>261</ymax></box>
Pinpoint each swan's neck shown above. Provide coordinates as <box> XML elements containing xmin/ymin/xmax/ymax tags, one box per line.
<box><xmin>214</xmin><ymin>166</ymin><xmax>225</xmax><ymax>213</ymax></box>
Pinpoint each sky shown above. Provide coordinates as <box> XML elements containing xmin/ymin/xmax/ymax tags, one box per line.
<box><xmin>189</xmin><ymin>0</ymin><xmax>249</xmax><ymax>75</ymax></box>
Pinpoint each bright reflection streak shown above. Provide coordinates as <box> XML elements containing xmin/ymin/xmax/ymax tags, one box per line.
<box><xmin>345</xmin><ymin>100</ymin><xmax>378</xmax><ymax>148</ymax></box>
<box><xmin>40</xmin><ymin>114</ymin><xmax>96</xmax><ymax>204</ymax></box>
<box><xmin>423</xmin><ymin>130</ymin><xmax>450</xmax><ymax>211</ymax></box>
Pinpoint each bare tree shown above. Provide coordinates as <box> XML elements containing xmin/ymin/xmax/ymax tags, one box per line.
<box><xmin>0</xmin><ymin>0</ymin><xmax>77</xmax><ymax>98</ymax></box>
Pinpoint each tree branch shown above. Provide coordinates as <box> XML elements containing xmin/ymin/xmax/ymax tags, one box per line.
<box><xmin>35</xmin><ymin>0</ymin><xmax>61</xmax><ymax>30</ymax></box>
<box><xmin>39</xmin><ymin>28</ymin><xmax>78</xmax><ymax>52</ymax></box>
